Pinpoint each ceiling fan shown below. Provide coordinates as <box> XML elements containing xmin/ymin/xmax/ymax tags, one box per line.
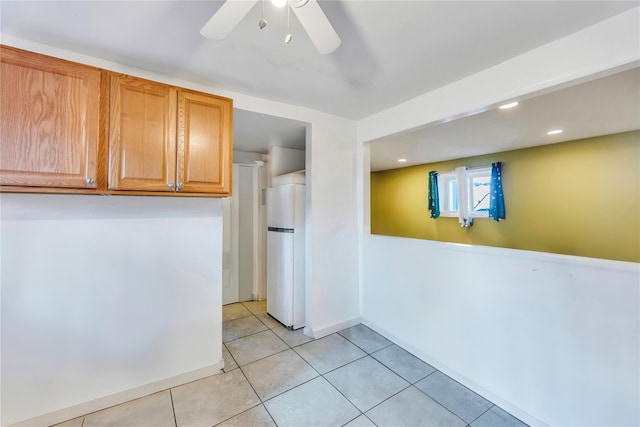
<box><xmin>200</xmin><ymin>0</ymin><xmax>341</xmax><ymax>54</ymax></box>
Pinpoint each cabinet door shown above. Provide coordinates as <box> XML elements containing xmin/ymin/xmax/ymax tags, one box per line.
<box><xmin>177</xmin><ymin>90</ymin><xmax>232</xmax><ymax>194</ymax></box>
<box><xmin>109</xmin><ymin>74</ymin><xmax>177</xmax><ymax>191</ymax></box>
<box><xmin>0</xmin><ymin>46</ymin><xmax>100</xmax><ymax>188</ymax></box>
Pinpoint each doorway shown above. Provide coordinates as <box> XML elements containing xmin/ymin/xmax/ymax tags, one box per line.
<box><xmin>222</xmin><ymin>162</ymin><xmax>267</xmax><ymax>305</ymax></box>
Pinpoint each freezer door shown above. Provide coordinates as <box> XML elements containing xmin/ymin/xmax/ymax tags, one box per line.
<box><xmin>267</xmin><ymin>229</ymin><xmax>294</xmax><ymax>327</ymax></box>
<box><xmin>267</xmin><ymin>184</ymin><xmax>295</xmax><ymax>229</ymax></box>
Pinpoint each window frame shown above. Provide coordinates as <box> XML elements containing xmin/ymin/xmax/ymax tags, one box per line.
<box><xmin>436</xmin><ymin>171</ymin><xmax>459</xmax><ymax>217</ymax></box>
<box><xmin>466</xmin><ymin>166</ymin><xmax>491</xmax><ymax>219</ymax></box>
<box><xmin>434</xmin><ymin>166</ymin><xmax>492</xmax><ymax>219</ymax></box>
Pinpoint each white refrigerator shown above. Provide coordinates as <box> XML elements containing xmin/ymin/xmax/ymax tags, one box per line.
<box><xmin>267</xmin><ymin>172</ymin><xmax>305</xmax><ymax>330</ymax></box>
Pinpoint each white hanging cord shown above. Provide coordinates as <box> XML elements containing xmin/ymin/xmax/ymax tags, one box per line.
<box><xmin>259</xmin><ymin>0</ymin><xmax>267</xmax><ymax>29</ymax></box>
<box><xmin>285</xmin><ymin>1</ymin><xmax>292</xmax><ymax>43</ymax></box>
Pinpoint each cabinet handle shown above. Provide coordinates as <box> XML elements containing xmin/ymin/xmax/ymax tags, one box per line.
<box><xmin>86</xmin><ymin>178</ymin><xmax>95</xmax><ymax>186</ymax></box>
<box><xmin>177</xmin><ymin>183</ymin><xmax>184</xmax><ymax>191</ymax></box>
<box><xmin>168</xmin><ymin>183</ymin><xmax>175</xmax><ymax>190</ymax></box>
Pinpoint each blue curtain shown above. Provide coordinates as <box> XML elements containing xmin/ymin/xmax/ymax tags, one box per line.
<box><xmin>428</xmin><ymin>171</ymin><xmax>440</xmax><ymax>219</ymax></box>
<box><xmin>489</xmin><ymin>162</ymin><xmax>506</xmax><ymax>221</ymax></box>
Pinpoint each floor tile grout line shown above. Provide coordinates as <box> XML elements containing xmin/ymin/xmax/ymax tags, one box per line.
<box><xmin>331</xmin><ymin>352</ymin><xmax>412</xmax><ymax>388</ymax></box>
<box><xmin>358</xmin><ymin>382</ymin><xmax>414</xmax><ymax>417</ymax></box>
<box><xmin>224</xmin><ymin>325</ymin><xmax>288</xmax><ymax>348</ymax></box>
<box><xmin>227</xmin><ymin>314</ymin><xmax>299</xmax><ymax>369</ymax></box>
<box><xmin>283</xmin><ymin>344</ymin><xmax>405</xmax><ymax>417</ymax></box>
<box><xmin>318</xmin><ymin>369</ymin><xmax>365</xmax><ymax>416</ymax></box>
<box><xmin>258</xmin><ymin>374</ymin><xmax>321</xmax><ymax>406</ymax></box>
<box><xmin>60</xmin><ymin>307</ymin><xmax>522</xmax><ymax>427</ymax></box>
<box><xmin>410</xmin><ymin>382</ymin><xmax>475</xmax><ymax>426</ymax></box>
<box><xmin>210</xmin><ymin>403</ymin><xmax>257</xmax><ymax>427</ymax></box>
<box><xmin>224</xmin><ymin>305</ymin><xmax>525</xmax><ymax>427</ymax></box>
<box><xmin>425</xmin><ymin>369</ymin><xmax>495</xmax><ymax>405</ymax></box>
<box><xmin>236</xmin><ymin>367</ymin><xmax>269</xmax><ymax>417</ymax></box>
<box><xmin>222</xmin><ymin>310</ymin><xmax>254</xmax><ymax>321</ymax></box>
<box><xmin>222</xmin><ymin>319</ymin><xmax>271</xmax><ymax>343</ymax></box>
<box><xmin>261</xmin><ymin>402</ymin><xmax>280</xmax><ymax>427</ymax></box>
<box><xmin>332</xmin><ymin>331</ymin><xmax>508</xmax><ymax>424</ymax></box>
<box><xmin>363</xmin><ymin>382</ymin><xmax>468</xmax><ymax>426</ymax></box>
<box><xmin>235</xmin><ymin>324</ymin><xmax>361</xmax><ymax>410</ymax></box>
<box><xmin>168</xmin><ymin>389</ymin><xmax>178</xmax><ymax>427</ymax></box>
<box><xmin>316</xmin><ymin>352</ymin><xmax>370</xmax><ymax>377</ymax></box>
<box><xmin>369</xmin><ymin>351</ymin><xmax>436</xmax><ymax>385</ymax></box>
<box><xmin>337</xmin><ymin>326</ymin><xmax>395</xmax><ymax>354</ymax></box>
<box><xmin>416</xmin><ymin>370</ymin><xmax>499</xmax><ymax>424</ymax></box>
<box><xmin>237</xmin><ymin>346</ymin><xmax>295</xmax><ymax>372</ymax></box>
<box><xmin>222</xmin><ymin>341</ymin><xmax>242</xmax><ymax>372</ymax></box>
<box><xmin>467</xmin><ymin>403</ymin><xmax>496</xmax><ymax>425</ymax></box>
<box><xmin>340</xmin><ymin>412</ymin><xmax>367</xmax><ymax>427</ymax></box>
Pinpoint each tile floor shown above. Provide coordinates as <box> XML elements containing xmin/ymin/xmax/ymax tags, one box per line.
<box><xmin>54</xmin><ymin>301</ymin><xmax>529</xmax><ymax>427</ymax></box>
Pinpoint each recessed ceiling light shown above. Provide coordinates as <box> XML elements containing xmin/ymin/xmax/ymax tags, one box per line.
<box><xmin>398</xmin><ymin>158</ymin><xmax>407</xmax><ymax>163</ymax></box>
<box><xmin>498</xmin><ymin>101</ymin><xmax>519</xmax><ymax>110</ymax></box>
<box><xmin>547</xmin><ymin>129</ymin><xmax>563</xmax><ymax>135</ymax></box>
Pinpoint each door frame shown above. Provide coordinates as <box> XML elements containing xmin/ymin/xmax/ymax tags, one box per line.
<box><xmin>222</xmin><ymin>162</ymin><xmax>266</xmax><ymax>304</ymax></box>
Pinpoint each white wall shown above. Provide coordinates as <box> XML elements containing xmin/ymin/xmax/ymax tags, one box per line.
<box><xmin>233</xmin><ymin>150</ymin><xmax>267</xmax><ymax>165</ymax></box>
<box><xmin>0</xmin><ymin>38</ymin><xmax>361</xmax><ymax>427</ymax></box>
<box><xmin>225</xmin><ymin>91</ymin><xmax>361</xmax><ymax>338</ymax></box>
<box><xmin>357</xmin><ymin>9</ymin><xmax>640</xmax><ymax>427</ymax></box>
<box><xmin>362</xmin><ymin>235</ymin><xmax>639</xmax><ymax>427</ymax></box>
<box><xmin>304</xmin><ymin>117</ymin><xmax>361</xmax><ymax>337</ymax></box>
<box><xmin>269</xmin><ymin>146</ymin><xmax>305</xmax><ymax>181</ymax></box>
<box><xmin>0</xmin><ymin>194</ymin><xmax>223</xmax><ymax>427</ymax></box>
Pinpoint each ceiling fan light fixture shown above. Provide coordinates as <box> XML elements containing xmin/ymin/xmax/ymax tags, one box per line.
<box><xmin>200</xmin><ymin>0</ymin><xmax>340</xmax><ymax>54</ymax></box>
<box><xmin>271</xmin><ymin>0</ymin><xmax>287</xmax><ymax>7</ymax></box>
<box><xmin>290</xmin><ymin>0</ymin><xmax>310</xmax><ymax>8</ymax></box>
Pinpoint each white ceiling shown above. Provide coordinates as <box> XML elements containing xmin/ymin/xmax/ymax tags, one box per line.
<box><xmin>1</xmin><ymin>1</ymin><xmax>638</xmax><ymax>161</ymax></box>
<box><xmin>234</xmin><ymin>109</ymin><xmax>306</xmax><ymax>153</ymax></box>
<box><xmin>370</xmin><ymin>66</ymin><xmax>640</xmax><ymax>171</ymax></box>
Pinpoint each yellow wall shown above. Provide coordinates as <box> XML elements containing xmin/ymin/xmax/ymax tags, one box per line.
<box><xmin>371</xmin><ymin>131</ymin><xmax>640</xmax><ymax>263</ymax></box>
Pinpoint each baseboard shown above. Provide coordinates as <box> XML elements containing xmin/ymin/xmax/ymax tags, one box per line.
<box><xmin>7</xmin><ymin>360</ymin><xmax>224</xmax><ymax>427</ymax></box>
<box><xmin>360</xmin><ymin>320</ymin><xmax>548</xmax><ymax>427</ymax></box>
<box><xmin>305</xmin><ymin>316</ymin><xmax>362</xmax><ymax>339</ymax></box>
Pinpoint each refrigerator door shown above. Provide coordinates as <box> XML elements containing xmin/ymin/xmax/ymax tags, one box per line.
<box><xmin>267</xmin><ymin>228</ymin><xmax>294</xmax><ymax>327</ymax></box>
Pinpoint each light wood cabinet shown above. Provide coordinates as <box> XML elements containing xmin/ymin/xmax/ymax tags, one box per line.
<box><xmin>0</xmin><ymin>45</ymin><xmax>232</xmax><ymax>197</ymax></box>
<box><xmin>108</xmin><ymin>74</ymin><xmax>177</xmax><ymax>192</ymax></box>
<box><xmin>178</xmin><ymin>89</ymin><xmax>231</xmax><ymax>194</ymax></box>
<box><xmin>109</xmin><ymin>74</ymin><xmax>232</xmax><ymax>195</ymax></box>
<box><xmin>0</xmin><ymin>46</ymin><xmax>101</xmax><ymax>189</ymax></box>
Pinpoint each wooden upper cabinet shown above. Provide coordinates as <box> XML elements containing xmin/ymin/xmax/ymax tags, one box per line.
<box><xmin>108</xmin><ymin>74</ymin><xmax>177</xmax><ymax>191</ymax></box>
<box><xmin>0</xmin><ymin>46</ymin><xmax>233</xmax><ymax>196</ymax></box>
<box><xmin>109</xmin><ymin>74</ymin><xmax>232</xmax><ymax>195</ymax></box>
<box><xmin>0</xmin><ymin>46</ymin><xmax>100</xmax><ymax>189</ymax></box>
<box><xmin>178</xmin><ymin>89</ymin><xmax>232</xmax><ymax>195</ymax></box>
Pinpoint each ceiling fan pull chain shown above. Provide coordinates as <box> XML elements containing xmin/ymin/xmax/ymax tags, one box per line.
<box><xmin>285</xmin><ymin>1</ymin><xmax>292</xmax><ymax>44</ymax></box>
<box><xmin>259</xmin><ymin>0</ymin><xmax>267</xmax><ymax>29</ymax></box>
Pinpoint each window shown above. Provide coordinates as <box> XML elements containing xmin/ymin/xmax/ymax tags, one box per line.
<box><xmin>467</xmin><ymin>168</ymin><xmax>491</xmax><ymax>217</ymax></box>
<box><xmin>436</xmin><ymin>166</ymin><xmax>491</xmax><ymax>218</ymax></box>
<box><xmin>437</xmin><ymin>171</ymin><xmax>458</xmax><ymax>216</ymax></box>
<box><xmin>428</xmin><ymin>163</ymin><xmax>504</xmax><ymax>226</ymax></box>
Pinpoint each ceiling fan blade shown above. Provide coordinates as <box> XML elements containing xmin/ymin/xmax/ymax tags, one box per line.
<box><xmin>200</xmin><ymin>0</ymin><xmax>259</xmax><ymax>40</ymax></box>
<box><xmin>291</xmin><ymin>0</ymin><xmax>341</xmax><ymax>54</ymax></box>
